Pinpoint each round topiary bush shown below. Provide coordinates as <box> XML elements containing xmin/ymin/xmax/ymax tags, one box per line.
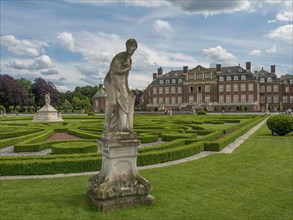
<box><xmin>267</xmin><ymin>114</ymin><xmax>293</xmax><ymax>136</ymax></box>
<box><xmin>197</xmin><ymin>110</ymin><xmax>207</xmax><ymax>115</ymax></box>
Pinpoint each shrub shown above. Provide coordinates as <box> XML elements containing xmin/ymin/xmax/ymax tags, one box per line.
<box><xmin>266</xmin><ymin>115</ymin><xmax>293</xmax><ymax>136</ymax></box>
<box><xmin>88</xmin><ymin>111</ymin><xmax>95</xmax><ymax>116</ymax></box>
<box><xmin>139</xmin><ymin>134</ymin><xmax>159</xmax><ymax>143</ymax></box>
<box><xmin>197</xmin><ymin>110</ymin><xmax>207</xmax><ymax>115</ymax></box>
<box><xmin>52</xmin><ymin>142</ymin><xmax>97</xmax><ymax>154</ymax></box>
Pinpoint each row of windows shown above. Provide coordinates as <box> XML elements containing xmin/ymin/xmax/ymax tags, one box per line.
<box><xmin>189</xmin><ymin>85</ymin><xmax>210</xmax><ymax>93</ymax></box>
<box><xmin>153</xmin><ymin>97</ymin><xmax>182</xmax><ymax>105</ymax></box>
<box><xmin>188</xmin><ymin>73</ymin><xmax>212</xmax><ymax>80</ymax></box>
<box><xmin>259</xmin><ymin>78</ymin><xmax>273</xmax><ymax>83</ymax></box>
<box><xmin>218</xmin><ymin>95</ymin><xmax>254</xmax><ymax>104</ymax></box>
<box><xmin>260</xmin><ymin>96</ymin><xmax>293</xmax><ymax>104</ymax></box>
<box><xmin>218</xmin><ymin>83</ymin><xmax>254</xmax><ymax>92</ymax></box>
<box><xmin>152</xmin><ymin>95</ymin><xmax>293</xmax><ymax>105</ymax></box>
<box><xmin>159</xmin><ymin>79</ymin><xmax>183</xmax><ymax>84</ymax></box>
<box><xmin>219</xmin><ymin>75</ymin><xmax>247</xmax><ymax>81</ymax></box>
<box><xmin>153</xmin><ymin>86</ymin><xmax>182</xmax><ymax>94</ymax></box>
<box><xmin>260</xmin><ymin>85</ymin><xmax>279</xmax><ymax>93</ymax></box>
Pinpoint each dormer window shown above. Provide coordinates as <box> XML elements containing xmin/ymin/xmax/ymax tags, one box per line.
<box><xmin>178</xmin><ymin>79</ymin><xmax>182</xmax><ymax>83</ymax></box>
<box><xmin>227</xmin><ymin>76</ymin><xmax>231</xmax><ymax>81</ymax></box>
<box><xmin>234</xmin><ymin>76</ymin><xmax>238</xmax><ymax>81</ymax></box>
<box><xmin>172</xmin><ymin>79</ymin><xmax>176</xmax><ymax>84</ymax></box>
<box><xmin>260</xmin><ymin>78</ymin><xmax>264</xmax><ymax>82</ymax></box>
<box><xmin>166</xmin><ymin>80</ymin><xmax>170</xmax><ymax>84</ymax></box>
<box><xmin>290</xmin><ymin>79</ymin><xmax>293</xmax><ymax>84</ymax></box>
<box><xmin>219</xmin><ymin>76</ymin><xmax>224</xmax><ymax>81</ymax></box>
<box><xmin>267</xmin><ymin>78</ymin><xmax>272</xmax><ymax>82</ymax></box>
<box><xmin>160</xmin><ymin>80</ymin><xmax>164</xmax><ymax>84</ymax></box>
<box><xmin>241</xmin><ymin>75</ymin><xmax>246</xmax><ymax>80</ymax></box>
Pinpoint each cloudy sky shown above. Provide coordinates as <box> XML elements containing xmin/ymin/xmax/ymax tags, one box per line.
<box><xmin>1</xmin><ymin>0</ymin><xmax>292</xmax><ymax>91</ymax></box>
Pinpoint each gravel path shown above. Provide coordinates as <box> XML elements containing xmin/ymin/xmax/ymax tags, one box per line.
<box><xmin>0</xmin><ymin>119</ymin><xmax>267</xmax><ymax>180</ymax></box>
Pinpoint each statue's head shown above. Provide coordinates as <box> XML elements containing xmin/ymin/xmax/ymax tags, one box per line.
<box><xmin>126</xmin><ymin>39</ymin><xmax>137</xmax><ymax>55</ymax></box>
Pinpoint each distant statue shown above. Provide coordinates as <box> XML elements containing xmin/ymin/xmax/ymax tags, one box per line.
<box><xmin>45</xmin><ymin>93</ymin><xmax>51</xmax><ymax>105</ymax></box>
<box><xmin>103</xmin><ymin>39</ymin><xmax>137</xmax><ymax>132</ymax></box>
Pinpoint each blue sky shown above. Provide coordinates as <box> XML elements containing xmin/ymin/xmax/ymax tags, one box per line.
<box><xmin>1</xmin><ymin>0</ymin><xmax>292</xmax><ymax>91</ymax></box>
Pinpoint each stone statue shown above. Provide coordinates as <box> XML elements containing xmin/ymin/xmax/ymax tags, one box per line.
<box><xmin>88</xmin><ymin>39</ymin><xmax>154</xmax><ymax>211</ymax></box>
<box><xmin>45</xmin><ymin>93</ymin><xmax>50</xmax><ymax>105</ymax></box>
<box><xmin>103</xmin><ymin>39</ymin><xmax>137</xmax><ymax>132</ymax></box>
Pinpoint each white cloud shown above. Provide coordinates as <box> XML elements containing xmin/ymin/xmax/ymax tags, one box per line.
<box><xmin>266</xmin><ymin>44</ymin><xmax>277</xmax><ymax>53</ymax></box>
<box><xmin>57</xmin><ymin>32</ymin><xmax>75</xmax><ymax>51</ymax></box>
<box><xmin>268</xmin><ymin>24</ymin><xmax>293</xmax><ymax>44</ymax></box>
<box><xmin>202</xmin><ymin>46</ymin><xmax>237</xmax><ymax>66</ymax></box>
<box><xmin>167</xmin><ymin>0</ymin><xmax>251</xmax><ymax>16</ymax></box>
<box><xmin>276</xmin><ymin>10</ymin><xmax>293</xmax><ymax>22</ymax></box>
<box><xmin>249</xmin><ymin>49</ymin><xmax>262</xmax><ymax>57</ymax></box>
<box><xmin>0</xmin><ymin>35</ymin><xmax>49</xmax><ymax>56</ymax></box>
<box><xmin>33</xmin><ymin>55</ymin><xmax>54</xmax><ymax>70</ymax></box>
<box><xmin>41</xmin><ymin>69</ymin><xmax>59</xmax><ymax>76</ymax></box>
<box><xmin>8</xmin><ymin>55</ymin><xmax>54</xmax><ymax>71</ymax></box>
<box><xmin>124</xmin><ymin>0</ymin><xmax>170</xmax><ymax>8</ymax></box>
<box><xmin>154</xmin><ymin>19</ymin><xmax>173</xmax><ymax>32</ymax></box>
<box><xmin>9</xmin><ymin>59</ymin><xmax>34</xmax><ymax>70</ymax></box>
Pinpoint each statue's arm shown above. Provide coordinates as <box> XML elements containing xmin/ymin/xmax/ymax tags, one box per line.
<box><xmin>111</xmin><ymin>58</ymin><xmax>131</xmax><ymax>75</ymax></box>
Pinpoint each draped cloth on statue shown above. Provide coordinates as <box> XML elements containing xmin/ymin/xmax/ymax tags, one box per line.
<box><xmin>108</xmin><ymin>92</ymin><xmax>135</xmax><ymax>132</ymax></box>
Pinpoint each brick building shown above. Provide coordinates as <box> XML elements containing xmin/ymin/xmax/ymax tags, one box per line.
<box><xmin>92</xmin><ymin>83</ymin><xmax>107</xmax><ymax>113</ymax></box>
<box><xmin>142</xmin><ymin>62</ymin><xmax>293</xmax><ymax>112</ymax></box>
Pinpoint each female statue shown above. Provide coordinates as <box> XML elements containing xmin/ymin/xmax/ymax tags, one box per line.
<box><xmin>103</xmin><ymin>39</ymin><xmax>137</xmax><ymax>132</ymax></box>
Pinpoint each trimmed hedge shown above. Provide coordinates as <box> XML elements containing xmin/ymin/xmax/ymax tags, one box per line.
<box><xmin>67</xmin><ymin>128</ymin><xmax>100</xmax><ymax>139</ymax></box>
<box><xmin>0</xmin><ymin>129</ymin><xmax>51</xmax><ymax>148</ymax></box>
<box><xmin>204</xmin><ymin>116</ymin><xmax>266</xmax><ymax>151</ymax></box>
<box><xmin>52</xmin><ymin>142</ymin><xmax>97</xmax><ymax>154</ymax></box>
<box><xmin>14</xmin><ymin>139</ymin><xmax>96</xmax><ymax>152</ymax></box>
<box><xmin>139</xmin><ymin>139</ymin><xmax>186</xmax><ymax>153</ymax></box>
<box><xmin>161</xmin><ymin>133</ymin><xmax>197</xmax><ymax>141</ymax></box>
<box><xmin>0</xmin><ymin>129</ymin><xmax>40</xmax><ymax>139</ymax></box>
<box><xmin>138</xmin><ymin>141</ymin><xmax>204</xmax><ymax>166</ymax></box>
<box><xmin>139</xmin><ymin>134</ymin><xmax>159</xmax><ymax>143</ymax></box>
<box><xmin>0</xmin><ymin>155</ymin><xmax>101</xmax><ymax>176</ymax></box>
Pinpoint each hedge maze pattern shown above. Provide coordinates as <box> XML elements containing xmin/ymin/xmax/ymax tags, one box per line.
<box><xmin>0</xmin><ymin>114</ymin><xmax>266</xmax><ymax>176</ymax></box>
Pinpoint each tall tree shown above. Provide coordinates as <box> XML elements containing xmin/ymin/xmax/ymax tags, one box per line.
<box><xmin>17</xmin><ymin>78</ymin><xmax>35</xmax><ymax>106</ymax></box>
<box><xmin>32</xmin><ymin>78</ymin><xmax>61</xmax><ymax>107</ymax></box>
<box><xmin>0</xmin><ymin>74</ymin><xmax>32</xmax><ymax>109</ymax></box>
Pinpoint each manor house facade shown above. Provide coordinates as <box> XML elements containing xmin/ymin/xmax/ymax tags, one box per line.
<box><xmin>142</xmin><ymin>62</ymin><xmax>293</xmax><ymax>112</ymax></box>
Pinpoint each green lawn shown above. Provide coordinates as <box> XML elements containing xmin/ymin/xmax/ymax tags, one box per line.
<box><xmin>0</xmin><ymin>123</ymin><xmax>292</xmax><ymax>220</ymax></box>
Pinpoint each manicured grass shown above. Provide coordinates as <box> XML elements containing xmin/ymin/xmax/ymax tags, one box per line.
<box><xmin>1</xmin><ymin>123</ymin><xmax>292</xmax><ymax>220</ymax></box>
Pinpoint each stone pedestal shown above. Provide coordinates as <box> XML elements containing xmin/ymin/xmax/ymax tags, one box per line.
<box><xmin>87</xmin><ymin>132</ymin><xmax>154</xmax><ymax>211</ymax></box>
<box><xmin>33</xmin><ymin>104</ymin><xmax>63</xmax><ymax>122</ymax></box>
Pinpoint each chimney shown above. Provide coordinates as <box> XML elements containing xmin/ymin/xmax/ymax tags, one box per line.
<box><xmin>157</xmin><ymin>67</ymin><xmax>163</xmax><ymax>77</ymax></box>
<box><xmin>246</xmin><ymin>62</ymin><xmax>251</xmax><ymax>72</ymax></box>
<box><xmin>153</xmin><ymin>73</ymin><xmax>157</xmax><ymax>80</ymax></box>
<box><xmin>271</xmin><ymin>65</ymin><xmax>276</xmax><ymax>74</ymax></box>
<box><xmin>183</xmin><ymin>66</ymin><xmax>188</xmax><ymax>74</ymax></box>
<box><xmin>216</xmin><ymin>64</ymin><xmax>221</xmax><ymax>73</ymax></box>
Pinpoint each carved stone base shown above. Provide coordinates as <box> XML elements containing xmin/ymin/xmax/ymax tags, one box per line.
<box><xmin>87</xmin><ymin>131</ymin><xmax>154</xmax><ymax>211</ymax></box>
<box><xmin>87</xmin><ymin>190</ymin><xmax>154</xmax><ymax>211</ymax></box>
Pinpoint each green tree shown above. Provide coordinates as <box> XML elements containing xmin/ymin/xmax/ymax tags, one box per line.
<box><xmin>29</xmin><ymin>106</ymin><xmax>35</xmax><ymax>113</ymax></box>
<box><xmin>81</xmin><ymin>97</ymin><xmax>92</xmax><ymax>112</ymax></box>
<box><xmin>23</xmin><ymin>106</ymin><xmax>29</xmax><ymax>113</ymax></box>
<box><xmin>17</xmin><ymin>78</ymin><xmax>35</xmax><ymax>106</ymax></box>
<box><xmin>15</xmin><ymin>105</ymin><xmax>21</xmax><ymax>113</ymax></box>
<box><xmin>9</xmin><ymin>106</ymin><xmax>14</xmax><ymax>113</ymax></box>
<box><xmin>62</xmin><ymin>99</ymin><xmax>72</xmax><ymax>113</ymax></box>
<box><xmin>72</xmin><ymin>96</ymin><xmax>82</xmax><ymax>110</ymax></box>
